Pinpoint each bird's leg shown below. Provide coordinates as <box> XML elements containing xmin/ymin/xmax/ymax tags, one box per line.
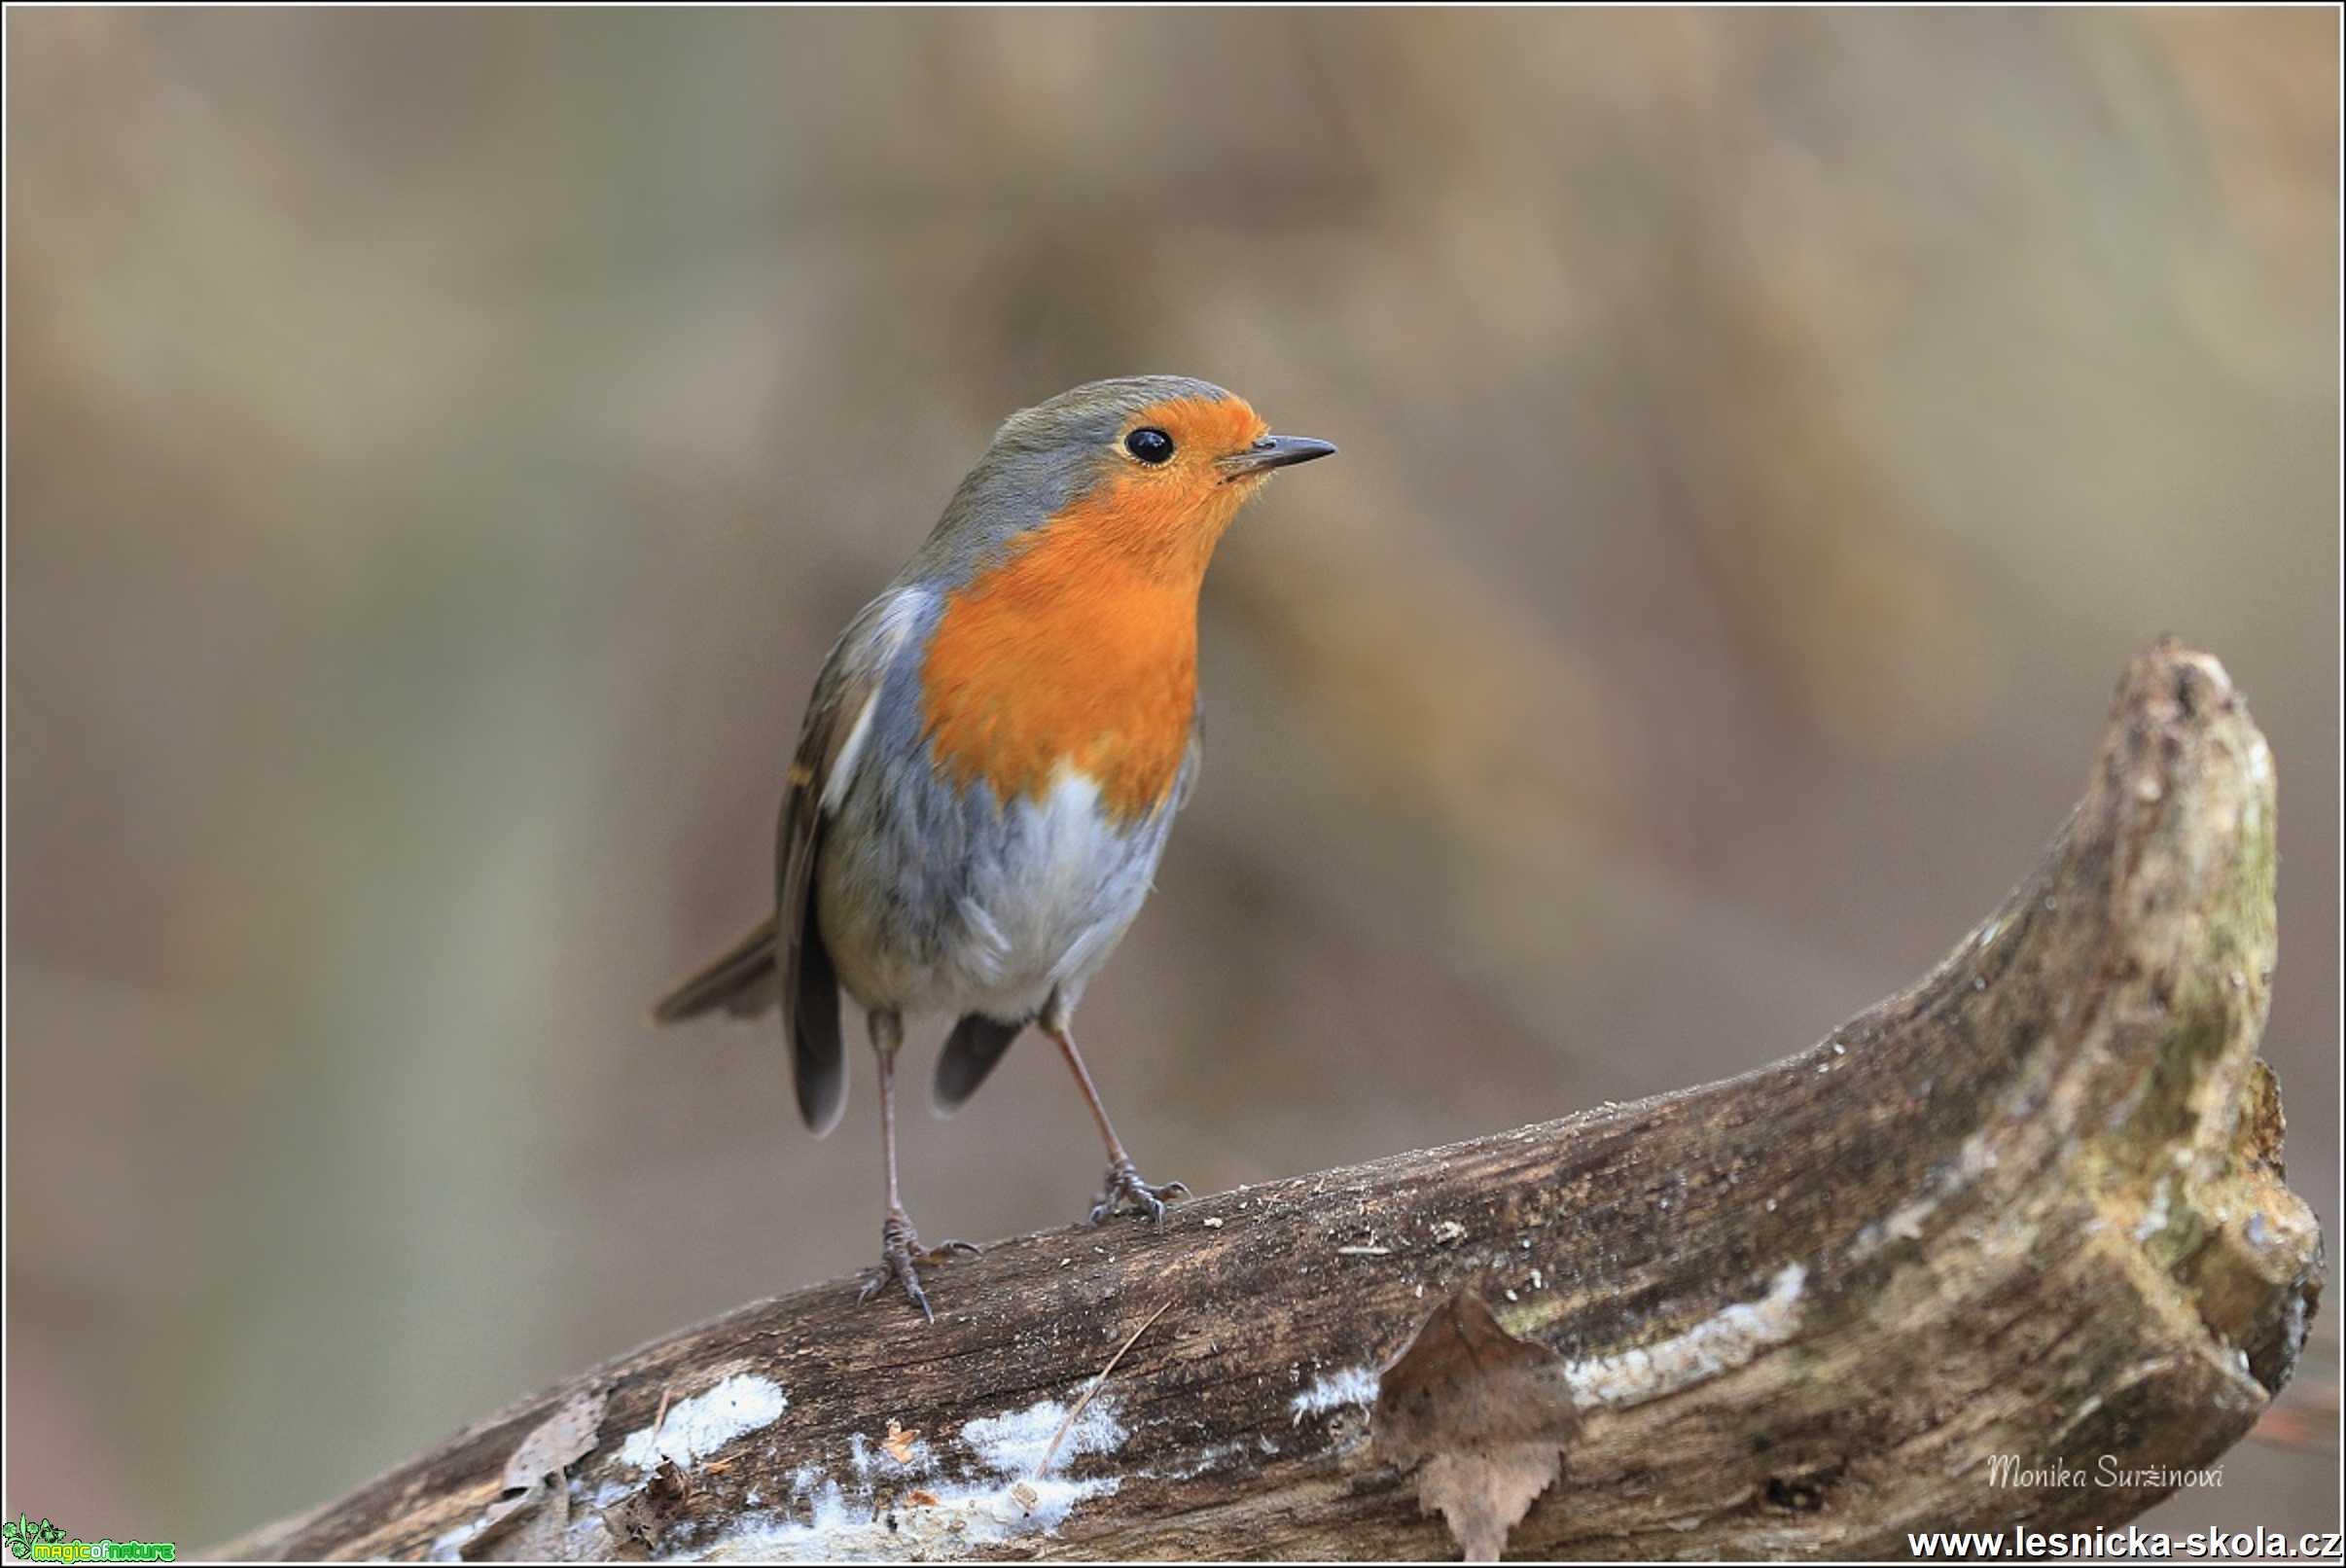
<box><xmin>1040</xmin><ymin>1010</ymin><xmax>1190</xmax><ymax>1226</ymax></box>
<box><xmin>855</xmin><ymin>1010</ymin><xmax>977</xmax><ymax>1321</ymax></box>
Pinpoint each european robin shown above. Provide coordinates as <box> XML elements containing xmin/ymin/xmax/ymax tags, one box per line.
<box><xmin>654</xmin><ymin>376</ymin><xmax>1334</xmax><ymax>1317</ymax></box>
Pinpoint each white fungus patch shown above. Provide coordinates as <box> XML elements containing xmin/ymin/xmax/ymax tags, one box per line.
<box><xmin>1141</xmin><ymin>1433</ymin><xmax>1283</xmax><ymax>1481</ymax></box>
<box><xmin>1288</xmin><ymin>1365</ymin><xmax>1380</xmax><ymax>1425</ymax></box>
<box><xmin>1564</xmin><ymin>1264</ymin><xmax>1808</xmax><ymax>1408</ymax></box>
<box><xmin>617</xmin><ymin>1373</ymin><xmax>789</xmax><ymax>1470</ymax></box>
<box><xmin>960</xmin><ymin>1396</ymin><xmax>1128</xmax><ymax>1476</ymax></box>
<box><xmin>705</xmin><ymin>1475</ymin><xmax>1120</xmax><ymax>1561</ymax></box>
<box><xmin>702</xmin><ymin>1400</ymin><xmax>1130</xmax><ymax>1561</ymax></box>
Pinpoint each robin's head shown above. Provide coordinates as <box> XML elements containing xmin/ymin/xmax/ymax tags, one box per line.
<box><xmin>928</xmin><ymin>376</ymin><xmax>1335</xmax><ymax>580</ymax></box>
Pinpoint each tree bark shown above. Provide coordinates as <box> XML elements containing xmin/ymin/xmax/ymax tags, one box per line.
<box><xmin>223</xmin><ymin>640</ymin><xmax>2322</xmax><ymax>1562</ymax></box>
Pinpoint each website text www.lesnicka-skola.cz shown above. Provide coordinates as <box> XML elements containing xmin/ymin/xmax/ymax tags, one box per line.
<box><xmin>1908</xmin><ymin>1525</ymin><xmax>2344</xmax><ymax>1559</ymax></box>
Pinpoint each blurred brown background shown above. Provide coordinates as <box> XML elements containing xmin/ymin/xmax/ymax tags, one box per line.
<box><xmin>7</xmin><ymin>7</ymin><xmax>2337</xmax><ymax>1550</ymax></box>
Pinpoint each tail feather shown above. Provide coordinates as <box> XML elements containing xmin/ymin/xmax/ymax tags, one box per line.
<box><xmin>650</xmin><ymin>915</ymin><xmax>781</xmax><ymax>1024</ymax></box>
<box><xmin>789</xmin><ymin>906</ymin><xmax>846</xmax><ymax>1135</ymax></box>
<box><xmin>933</xmin><ymin>1012</ymin><xmax>1026</xmax><ymax>1112</ymax></box>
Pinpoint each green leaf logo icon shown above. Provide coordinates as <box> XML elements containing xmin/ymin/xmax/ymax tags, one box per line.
<box><xmin>2</xmin><ymin>1515</ymin><xmax>65</xmax><ymax>1558</ymax></box>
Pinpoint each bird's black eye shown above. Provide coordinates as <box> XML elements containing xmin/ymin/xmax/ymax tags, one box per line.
<box><xmin>1124</xmin><ymin>427</ymin><xmax>1175</xmax><ymax>465</ymax></box>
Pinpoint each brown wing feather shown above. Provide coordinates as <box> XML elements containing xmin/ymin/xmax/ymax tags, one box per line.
<box><xmin>775</xmin><ymin>591</ymin><xmax>922</xmax><ymax>1136</ymax></box>
<box><xmin>774</xmin><ymin>741</ymin><xmax>843</xmax><ymax>1134</ymax></box>
<box><xmin>651</xmin><ymin>589</ymin><xmax>921</xmax><ymax>1139</ymax></box>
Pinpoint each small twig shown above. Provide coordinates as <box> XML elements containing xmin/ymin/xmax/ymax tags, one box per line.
<box><xmin>650</xmin><ymin>1383</ymin><xmax>674</xmax><ymax>1451</ymax></box>
<box><xmin>1034</xmin><ymin>1301</ymin><xmax>1172</xmax><ymax>1479</ymax></box>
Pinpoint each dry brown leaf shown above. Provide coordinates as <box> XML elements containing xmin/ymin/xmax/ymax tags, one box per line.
<box><xmin>1370</xmin><ymin>1290</ymin><xmax>1581</xmax><ymax>1561</ymax></box>
<box><xmin>501</xmin><ymin>1385</ymin><xmax>609</xmax><ymax>1494</ymax></box>
<box><xmin>460</xmin><ymin>1386</ymin><xmax>612</xmax><ymax>1559</ymax></box>
<box><xmin>882</xmin><ymin>1418</ymin><xmax>920</xmax><ymax>1464</ymax></box>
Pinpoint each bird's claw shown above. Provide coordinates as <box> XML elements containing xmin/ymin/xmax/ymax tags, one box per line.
<box><xmin>1087</xmin><ymin>1158</ymin><xmax>1191</xmax><ymax>1226</ymax></box>
<box><xmin>856</xmin><ymin>1212</ymin><xmax>979</xmax><ymax>1322</ymax></box>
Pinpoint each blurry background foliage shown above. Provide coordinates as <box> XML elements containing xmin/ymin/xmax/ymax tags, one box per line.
<box><xmin>6</xmin><ymin>7</ymin><xmax>2336</xmax><ymax>1547</ymax></box>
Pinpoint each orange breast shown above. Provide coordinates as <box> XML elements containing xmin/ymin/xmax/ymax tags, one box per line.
<box><xmin>919</xmin><ymin>513</ymin><xmax>1202</xmax><ymax>824</ymax></box>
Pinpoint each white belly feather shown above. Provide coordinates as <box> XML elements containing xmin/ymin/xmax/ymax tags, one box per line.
<box><xmin>820</xmin><ymin>761</ymin><xmax>1172</xmax><ymax>1023</ymax></box>
<box><xmin>949</xmin><ymin>766</ymin><xmax>1158</xmax><ymax>1019</ymax></box>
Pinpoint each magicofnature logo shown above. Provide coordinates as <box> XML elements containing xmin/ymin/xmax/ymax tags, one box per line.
<box><xmin>2</xmin><ymin>1514</ymin><xmax>175</xmax><ymax>1562</ymax></box>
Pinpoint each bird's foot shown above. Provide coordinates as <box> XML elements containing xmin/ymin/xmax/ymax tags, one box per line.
<box><xmin>1087</xmin><ymin>1158</ymin><xmax>1191</xmax><ymax>1226</ymax></box>
<box><xmin>856</xmin><ymin>1210</ymin><xmax>980</xmax><ymax>1323</ymax></box>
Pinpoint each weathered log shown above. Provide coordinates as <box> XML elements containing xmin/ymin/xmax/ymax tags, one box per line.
<box><xmin>223</xmin><ymin>640</ymin><xmax>2320</xmax><ymax>1561</ymax></box>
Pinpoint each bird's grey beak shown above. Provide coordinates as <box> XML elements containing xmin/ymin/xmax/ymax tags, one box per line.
<box><xmin>1220</xmin><ymin>434</ymin><xmax>1337</xmax><ymax>481</ymax></box>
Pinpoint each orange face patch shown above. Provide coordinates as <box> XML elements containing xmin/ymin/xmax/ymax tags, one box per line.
<box><xmin>1138</xmin><ymin>395</ymin><xmax>1273</xmax><ymax>468</ymax></box>
<box><xmin>918</xmin><ymin>394</ymin><xmax>1270</xmax><ymax>819</ymax></box>
<box><xmin>1071</xmin><ymin>394</ymin><xmax>1272</xmax><ymax>577</ymax></box>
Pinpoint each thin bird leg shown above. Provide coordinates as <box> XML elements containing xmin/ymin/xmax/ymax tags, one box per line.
<box><xmin>856</xmin><ymin>1010</ymin><xmax>976</xmax><ymax>1321</ymax></box>
<box><xmin>1040</xmin><ymin>1016</ymin><xmax>1190</xmax><ymax>1226</ymax></box>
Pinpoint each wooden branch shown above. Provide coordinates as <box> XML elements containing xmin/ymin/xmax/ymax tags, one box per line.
<box><xmin>224</xmin><ymin>640</ymin><xmax>2321</xmax><ymax>1562</ymax></box>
